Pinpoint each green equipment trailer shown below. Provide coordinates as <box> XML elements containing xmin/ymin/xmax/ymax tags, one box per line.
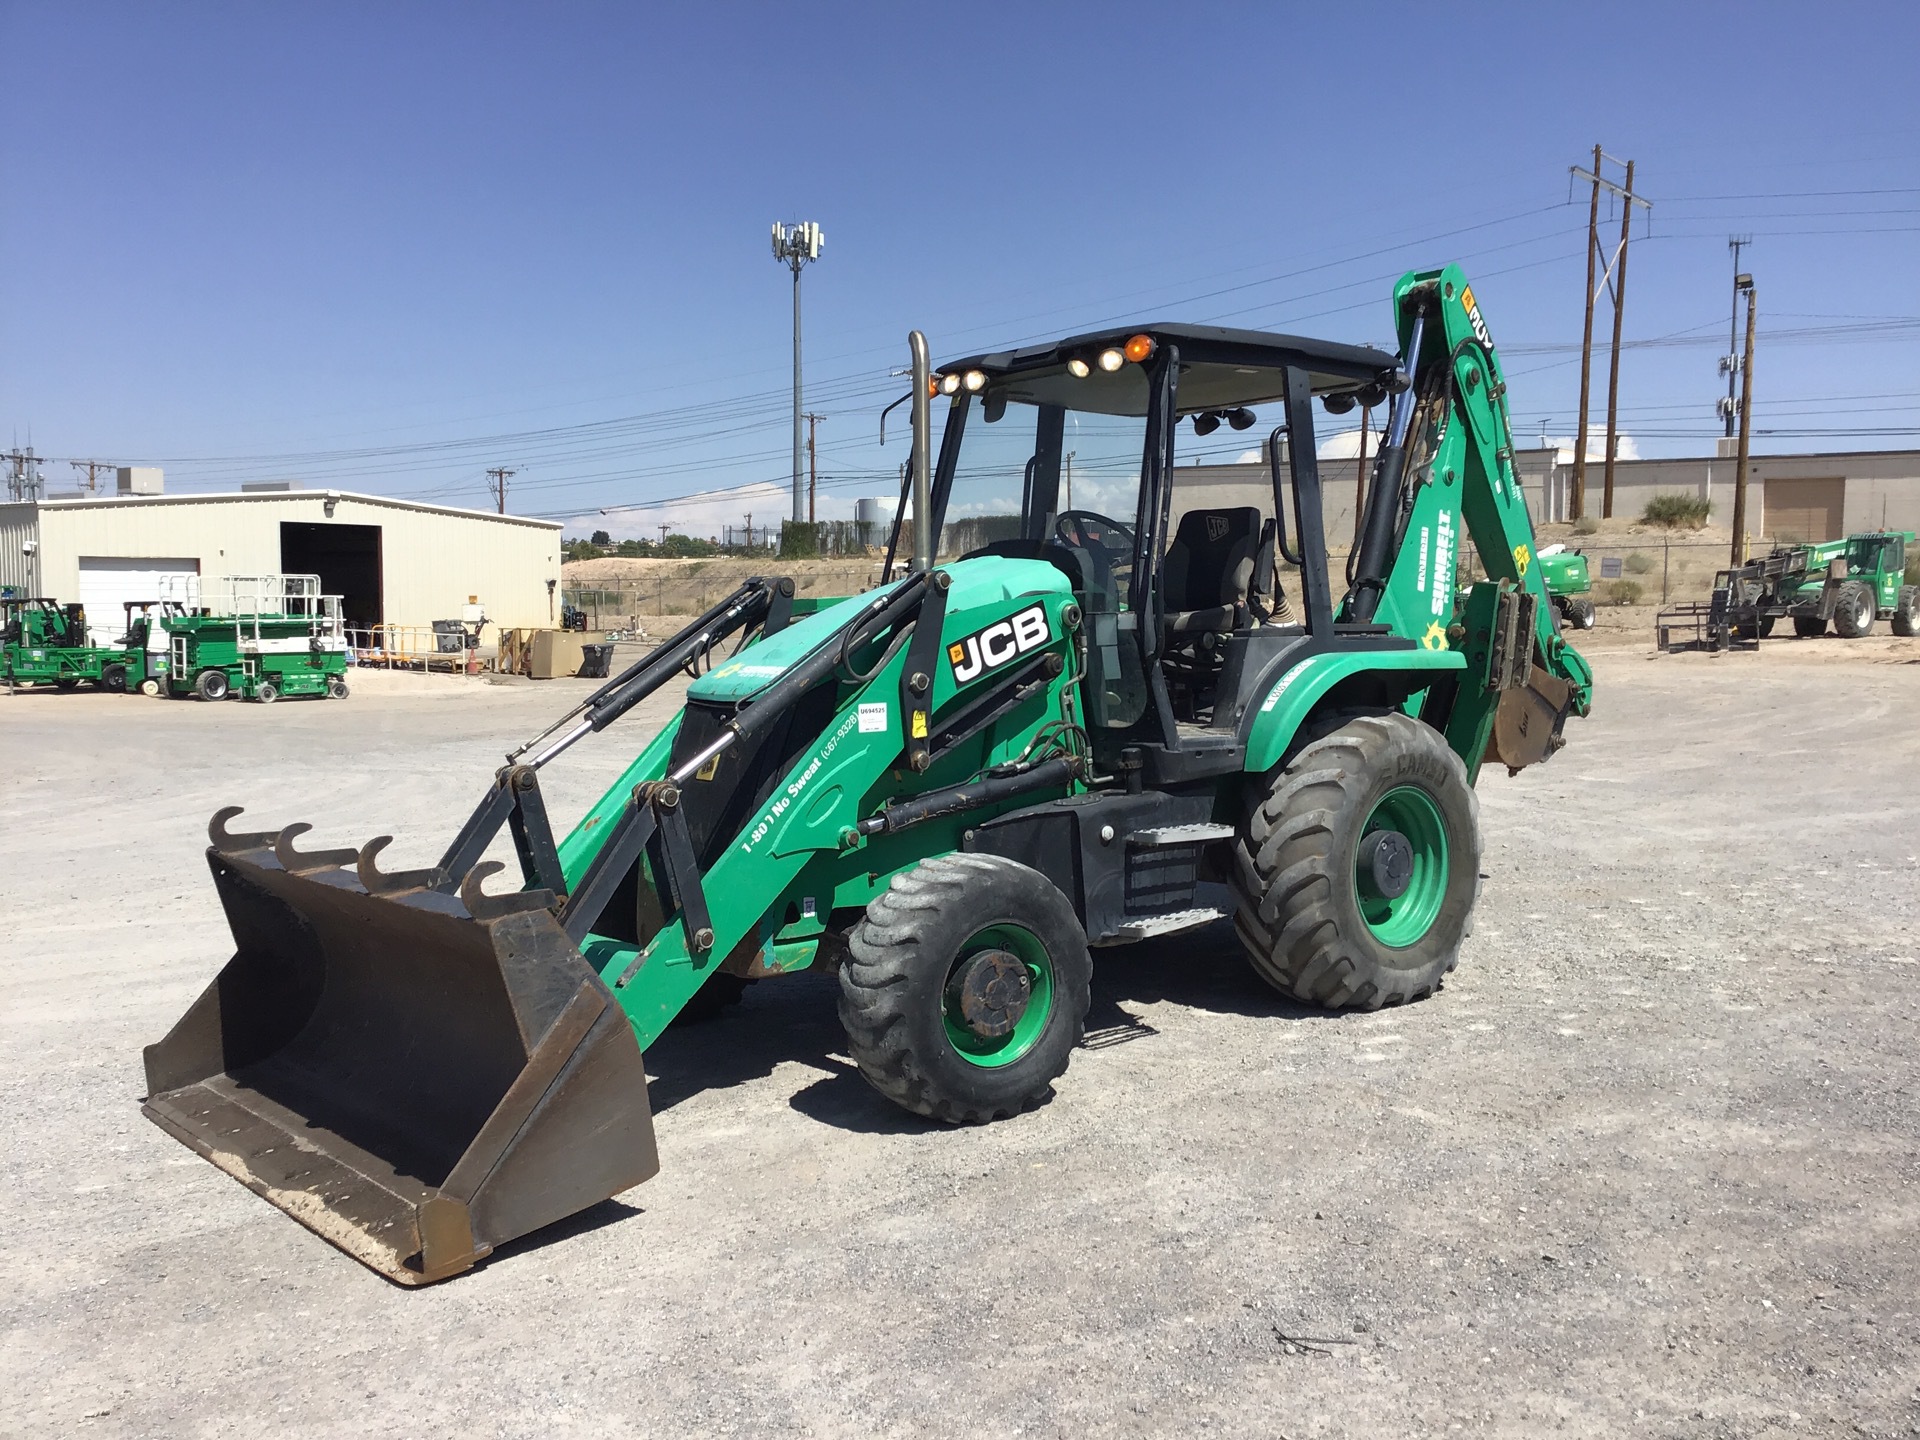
<box><xmin>143</xmin><ymin>265</ymin><xmax>1593</xmax><ymax>1285</ymax></box>
<box><xmin>1537</xmin><ymin>546</ymin><xmax>1594</xmax><ymax>630</ymax></box>
<box><xmin>0</xmin><ymin>596</ymin><xmax>144</xmax><ymax>690</ymax></box>
<box><xmin>157</xmin><ymin>574</ymin><xmax>351</xmax><ymax>701</ymax></box>
<box><xmin>1656</xmin><ymin>530</ymin><xmax>1917</xmax><ymax>650</ymax></box>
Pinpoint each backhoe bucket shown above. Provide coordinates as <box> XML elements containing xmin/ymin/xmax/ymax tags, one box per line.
<box><xmin>142</xmin><ymin>810</ymin><xmax>658</xmax><ymax>1285</ymax></box>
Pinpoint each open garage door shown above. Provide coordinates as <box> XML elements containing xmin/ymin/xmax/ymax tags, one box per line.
<box><xmin>1764</xmin><ymin>477</ymin><xmax>1844</xmax><ymax>543</ymax></box>
<box><xmin>281</xmin><ymin>522</ymin><xmax>383</xmax><ymax>628</ymax></box>
<box><xmin>77</xmin><ymin>556</ymin><xmax>200</xmax><ymax>645</ymax></box>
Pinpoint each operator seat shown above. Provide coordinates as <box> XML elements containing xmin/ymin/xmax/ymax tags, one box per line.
<box><xmin>1162</xmin><ymin>507</ymin><xmax>1264</xmax><ymax>638</ymax></box>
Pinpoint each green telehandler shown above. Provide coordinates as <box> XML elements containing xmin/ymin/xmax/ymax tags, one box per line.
<box><xmin>1656</xmin><ymin>530</ymin><xmax>1918</xmax><ymax>649</ymax></box>
<box><xmin>142</xmin><ymin>265</ymin><xmax>1593</xmax><ymax>1285</ymax></box>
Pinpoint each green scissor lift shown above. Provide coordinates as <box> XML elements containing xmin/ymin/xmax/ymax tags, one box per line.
<box><xmin>158</xmin><ymin>574</ymin><xmax>352</xmax><ymax>701</ymax></box>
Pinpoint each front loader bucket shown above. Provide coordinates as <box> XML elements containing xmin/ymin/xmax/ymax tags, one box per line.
<box><xmin>142</xmin><ymin>810</ymin><xmax>658</xmax><ymax>1286</ymax></box>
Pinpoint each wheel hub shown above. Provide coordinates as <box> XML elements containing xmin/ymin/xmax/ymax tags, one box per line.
<box><xmin>945</xmin><ymin>948</ymin><xmax>1032</xmax><ymax>1039</ymax></box>
<box><xmin>1359</xmin><ymin>829</ymin><xmax>1414</xmax><ymax>900</ymax></box>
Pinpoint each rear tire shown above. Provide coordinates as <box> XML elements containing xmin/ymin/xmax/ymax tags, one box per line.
<box><xmin>1834</xmin><ymin>581</ymin><xmax>1876</xmax><ymax>639</ymax></box>
<box><xmin>1566</xmin><ymin>595</ymin><xmax>1596</xmax><ymax>630</ymax></box>
<box><xmin>195</xmin><ymin>669</ymin><xmax>230</xmax><ymax>701</ymax></box>
<box><xmin>327</xmin><ymin>677</ymin><xmax>350</xmax><ymax>699</ymax></box>
<box><xmin>1793</xmin><ymin>614</ymin><xmax>1826</xmax><ymax>638</ymax></box>
<box><xmin>1232</xmin><ymin>713</ymin><xmax>1481</xmax><ymax>1010</ymax></box>
<box><xmin>840</xmin><ymin>854</ymin><xmax>1091</xmax><ymax>1124</ymax></box>
<box><xmin>101</xmin><ymin>663</ymin><xmax>129</xmax><ymax>693</ymax></box>
<box><xmin>1892</xmin><ymin>587</ymin><xmax>1919</xmax><ymax>638</ymax></box>
<box><xmin>138</xmin><ymin>678</ymin><xmax>160</xmax><ymax>697</ymax></box>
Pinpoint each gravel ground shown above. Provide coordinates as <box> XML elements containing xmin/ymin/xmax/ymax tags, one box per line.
<box><xmin>2</xmin><ymin>645</ymin><xmax>1917</xmax><ymax>1439</ymax></box>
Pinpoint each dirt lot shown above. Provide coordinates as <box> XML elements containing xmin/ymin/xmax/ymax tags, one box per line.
<box><xmin>4</xmin><ymin>639</ymin><xmax>1918</xmax><ymax>1439</ymax></box>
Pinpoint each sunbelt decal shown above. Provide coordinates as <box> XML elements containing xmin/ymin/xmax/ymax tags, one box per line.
<box><xmin>948</xmin><ymin>603</ymin><xmax>1050</xmax><ymax>685</ymax></box>
<box><xmin>1430</xmin><ymin>509</ymin><xmax>1455</xmax><ymax>618</ymax></box>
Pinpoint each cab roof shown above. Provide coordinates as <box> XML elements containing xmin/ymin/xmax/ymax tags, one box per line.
<box><xmin>939</xmin><ymin>323</ymin><xmax>1402</xmax><ymax>418</ymax></box>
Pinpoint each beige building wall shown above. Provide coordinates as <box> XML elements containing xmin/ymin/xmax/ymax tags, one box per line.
<box><xmin>24</xmin><ymin>492</ymin><xmax>562</xmax><ymax>630</ymax></box>
<box><xmin>1530</xmin><ymin>450</ymin><xmax>1920</xmax><ymax>541</ymax></box>
<box><xmin>0</xmin><ymin>503</ymin><xmax>40</xmax><ymax>592</ymax></box>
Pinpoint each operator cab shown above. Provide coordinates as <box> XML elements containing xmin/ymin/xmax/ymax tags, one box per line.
<box><xmin>896</xmin><ymin>324</ymin><xmax>1408</xmax><ymax>778</ymax></box>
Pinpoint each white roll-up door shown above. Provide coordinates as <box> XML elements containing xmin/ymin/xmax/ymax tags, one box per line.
<box><xmin>77</xmin><ymin>556</ymin><xmax>200</xmax><ymax>644</ymax></box>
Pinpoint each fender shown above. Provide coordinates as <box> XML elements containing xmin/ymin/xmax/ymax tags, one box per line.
<box><xmin>1242</xmin><ymin>648</ymin><xmax>1465</xmax><ymax>774</ymax></box>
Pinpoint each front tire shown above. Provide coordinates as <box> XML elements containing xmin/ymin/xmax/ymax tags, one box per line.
<box><xmin>1566</xmin><ymin>595</ymin><xmax>1596</xmax><ymax>630</ymax></box>
<box><xmin>1793</xmin><ymin>614</ymin><xmax>1826</xmax><ymax>638</ymax></box>
<box><xmin>195</xmin><ymin>669</ymin><xmax>230</xmax><ymax>701</ymax></box>
<box><xmin>840</xmin><ymin>854</ymin><xmax>1091</xmax><ymax>1124</ymax></box>
<box><xmin>1232</xmin><ymin>713</ymin><xmax>1481</xmax><ymax>1010</ymax></box>
<box><xmin>1834</xmin><ymin>581</ymin><xmax>1876</xmax><ymax>638</ymax></box>
<box><xmin>255</xmin><ymin>680</ymin><xmax>278</xmax><ymax>703</ymax></box>
<box><xmin>138</xmin><ymin>678</ymin><xmax>160</xmax><ymax>697</ymax></box>
<box><xmin>101</xmin><ymin>663</ymin><xmax>129</xmax><ymax>693</ymax></box>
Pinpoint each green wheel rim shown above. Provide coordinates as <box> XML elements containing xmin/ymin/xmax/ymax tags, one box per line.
<box><xmin>1356</xmin><ymin>786</ymin><xmax>1449</xmax><ymax>948</ymax></box>
<box><xmin>942</xmin><ymin>923</ymin><xmax>1054</xmax><ymax>1069</ymax></box>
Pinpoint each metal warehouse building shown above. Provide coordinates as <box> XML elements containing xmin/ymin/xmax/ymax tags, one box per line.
<box><xmin>0</xmin><ymin>490</ymin><xmax>563</xmax><ymax>644</ymax></box>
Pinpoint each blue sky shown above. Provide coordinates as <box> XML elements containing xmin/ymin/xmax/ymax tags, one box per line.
<box><xmin>2</xmin><ymin>2</ymin><xmax>1916</xmax><ymax>536</ymax></box>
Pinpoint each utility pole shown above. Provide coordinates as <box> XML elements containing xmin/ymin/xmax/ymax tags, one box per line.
<box><xmin>1572</xmin><ymin>145</ymin><xmax>1601</xmax><ymax>522</ymax></box>
<box><xmin>1719</xmin><ymin>236</ymin><xmax>1752</xmax><ymax>444</ymax></box>
<box><xmin>743</xmin><ymin>512</ymin><xmax>753</xmax><ymax>554</ymax></box>
<box><xmin>804</xmin><ymin>412</ymin><xmax>822</xmax><ymax>525</ymax></box>
<box><xmin>1601</xmin><ymin>157</ymin><xmax>1638</xmax><ymax>518</ymax></box>
<box><xmin>657</xmin><ymin>523</ymin><xmax>670</xmax><ymax>547</ymax></box>
<box><xmin>5</xmin><ymin>447</ymin><xmax>45</xmax><ymax>502</ymax></box>
<box><xmin>1063</xmin><ymin>452</ymin><xmax>1074</xmax><ymax>511</ymax></box>
<box><xmin>69</xmin><ymin>460</ymin><xmax>114</xmax><ymax>493</ymax></box>
<box><xmin>1569</xmin><ymin>147</ymin><xmax>1651</xmax><ymax>519</ymax></box>
<box><xmin>770</xmin><ymin>221</ymin><xmax>824</xmax><ymax>524</ymax></box>
<box><xmin>486</xmin><ymin>466</ymin><xmax>515</xmax><ymax>515</ymax></box>
<box><xmin>1729</xmin><ymin>273</ymin><xmax>1756</xmax><ymax>567</ymax></box>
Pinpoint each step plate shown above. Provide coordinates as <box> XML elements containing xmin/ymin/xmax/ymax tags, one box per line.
<box><xmin>1103</xmin><ymin>906</ymin><xmax>1230</xmax><ymax>943</ymax></box>
<box><xmin>1129</xmin><ymin>823</ymin><xmax>1236</xmax><ymax>847</ymax></box>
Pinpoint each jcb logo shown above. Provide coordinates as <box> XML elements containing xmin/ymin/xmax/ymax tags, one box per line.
<box><xmin>948</xmin><ymin>603</ymin><xmax>1050</xmax><ymax>685</ymax></box>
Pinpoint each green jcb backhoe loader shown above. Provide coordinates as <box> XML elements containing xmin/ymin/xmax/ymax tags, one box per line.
<box><xmin>142</xmin><ymin>265</ymin><xmax>1593</xmax><ymax>1285</ymax></box>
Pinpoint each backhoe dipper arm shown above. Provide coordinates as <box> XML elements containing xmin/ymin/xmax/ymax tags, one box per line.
<box><xmin>1363</xmin><ymin>267</ymin><xmax>1593</xmax><ymax>774</ymax></box>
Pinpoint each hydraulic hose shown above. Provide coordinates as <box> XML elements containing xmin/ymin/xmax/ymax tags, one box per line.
<box><xmin>1346</xmin><ymin>310</ymin><xmax>1427</xmax><ymax>624</ymax></box>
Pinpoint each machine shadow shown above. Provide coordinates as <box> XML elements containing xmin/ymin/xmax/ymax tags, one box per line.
<box><xmin>643</xmin><ymin>898</ymin><xmax>1333</xmax><ymax>1134</ymax></box>
<box><xmin>482</xmin><ymin>1196</ymin><xmax>645</xmax><ymax>1270</ymax></box>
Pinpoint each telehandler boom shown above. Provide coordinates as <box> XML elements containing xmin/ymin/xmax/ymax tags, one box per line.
<box><xmin>143</xmin><ymin>266</ymin><xmax>1591</xmax><ymax>1284</ymax></box>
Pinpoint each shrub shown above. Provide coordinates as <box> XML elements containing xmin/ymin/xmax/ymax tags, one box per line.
<box><xmin>1570</xmin><ymin>516</ymin><xmax>1599</xmax><ymax>536</ymax></box>
<box><xmin>1642</xmin><ymin>493</ymin><xmax>1711</xmax><ymax>529</ymax></box>
<box><xmin>1624</xmin><ymin>551</ymin><xmax>1654</xmax><ymax>574</ymax></box>
<box><xmin>1604</xmin><ymin>579</ymin><xmax>1643</xmax><ymax>606</ymax></box>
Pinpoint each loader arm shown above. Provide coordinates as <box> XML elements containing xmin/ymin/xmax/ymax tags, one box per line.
<box><xmin>1351</xmin><ymin>266</ymin><xmax>1593</xmax><ymax>779</ymax></box>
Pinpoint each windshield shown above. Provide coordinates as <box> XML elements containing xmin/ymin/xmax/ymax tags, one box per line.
<box><xmin>925</xmin><ymin>394</ymin><xmax>1148</xmax><ymax>566</ymax></box>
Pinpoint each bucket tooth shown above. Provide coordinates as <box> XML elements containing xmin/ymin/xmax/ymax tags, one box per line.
<box><xmin>209</xmin><ymin>805</ymin><xmax>277</xmax><ymax>855</ymax></box>
<box><xmin>459</xmin><ymin>860</ymin><xmax>557</xmax><ymax>921</ymax></box>
<box><xmin>273</xmin><ymin>823</ymin><xmax>360</xmax><ymax>875</ymax></box>
<box><xmin>357</xmin><ymin>835</ymin><xmax>448</xmax><ymax>897</ymax></box>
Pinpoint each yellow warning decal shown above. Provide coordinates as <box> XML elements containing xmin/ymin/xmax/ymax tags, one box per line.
<box><xmin>947</xmin><ymin>643</ymin><xmax>966</xmax><ymax>664</ymax></box>
<box><xmin>1460</xmin><ymin>285</ymin><xmax>1475</xmax><ymax>313</ymax></box>
<box><xmin>695</xmin><ymin>754</ymin><xmax>721</xmax><ymax>781</ymax></box>
<box><xmin>1512</xmin><ymin>544</ymin><xmax>1531</xmax><ymax>578</ymax></box>
<box><xmin>910</xmin><ymin>711</ymin><xmax>928</xmax><ymax>739</ymax></box>
<box><xmin>1421</xmin><ymin>621</ymin><xmax>1449</xmax><ymax>651</ymax></box>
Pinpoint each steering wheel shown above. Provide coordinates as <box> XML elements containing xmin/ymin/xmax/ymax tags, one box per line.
<box><xmin>1054</xmin><ymin>510</ymin><xmax>1135</xmax><ymax>601</ymax></box>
